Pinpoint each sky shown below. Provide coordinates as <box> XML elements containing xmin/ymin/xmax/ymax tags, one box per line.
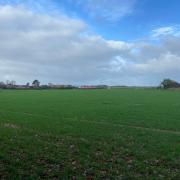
<box><xmin>0</xmin><ymin>0</ymin><xmax>180</xmax><ymax>85</ymax></box>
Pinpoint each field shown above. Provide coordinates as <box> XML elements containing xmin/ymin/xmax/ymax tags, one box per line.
<box><xmin>0</xmin><ymin>89</ymin><xmax>180</xmax><ymax>179</ymax></box>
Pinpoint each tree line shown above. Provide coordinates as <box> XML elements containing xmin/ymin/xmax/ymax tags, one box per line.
<box><xmin>0</xmin><ymin>79</ymin><xmax>179</xmax><ymax>90</ymax></box>
<box><xmin>0</xmin><ymin>80</ymin><xmax>108</xmax><ymax>90</ymax></box>
<box><xmin>0</xmin><ymin>80</ymin><xmax>75</xmax><ymax>89</ymax></box>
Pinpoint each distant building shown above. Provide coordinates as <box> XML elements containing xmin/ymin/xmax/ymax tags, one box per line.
<box><xmin>80</xmin><ymin>85</ymin><xmax>108</xmax><ymax>89</ymax></box>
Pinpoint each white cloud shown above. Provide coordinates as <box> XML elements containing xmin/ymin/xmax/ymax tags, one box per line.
<box><xmin>0</xmin><ymin>0</ymin><xmax>60</xmax><ymax>14</ymax></box>
<box><xmin>0</xmin><ymin>5</ymin><xmax>131</xmax><ymax>84</ymax></box>
<box><xmin>152</xmin><ymin>26</ymin><xmax>180</xmax><ymax>38</ymax></box>
<box><xmin>133</xmin><ymin>53</ymin><xmax>180</xmax><ymax>73</ymax></box>
<box><xmin>74</xmin><ymin>0</ymin><xmax>136</xmax><ymax>22</ymax></box>
<box><xmin>0</xmin><ymin>5</ymin><xmax>180</xmax><ymax>86</ymax></box>
<box><xmin>0</xmin><ymin>0</ymin><xmax>137</xmax><ymax>22</ymax></box>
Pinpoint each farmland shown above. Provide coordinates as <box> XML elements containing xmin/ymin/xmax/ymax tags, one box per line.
<box><xmin>0</xmin><ymin>89</ymin><xmax>180</xmax><ymax>179</ymax></box>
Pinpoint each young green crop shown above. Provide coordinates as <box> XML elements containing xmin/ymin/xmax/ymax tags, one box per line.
<box><xmin>0</xmin><ymin>89</ymin><xmax>180</xmax><ymax>179</ymax></box>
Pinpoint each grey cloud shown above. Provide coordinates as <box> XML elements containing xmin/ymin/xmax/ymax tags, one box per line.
<box><xmin>0</xmin><ymin>5</ymin><xmax>180</xmax><ymax>86</ymax></box>
<box><xmin>0</xmin><ymin>6</ymin><xmax>130</xmax><ymax>84</ymax></box>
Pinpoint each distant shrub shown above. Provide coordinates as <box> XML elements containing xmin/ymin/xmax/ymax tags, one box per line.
<box><xmin>160</xmin><ymin>79</ymin><xmax>180</xmax><ymax>89</ymax></box>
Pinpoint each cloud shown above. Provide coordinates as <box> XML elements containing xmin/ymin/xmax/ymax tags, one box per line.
<box><xmin>0</xmin><ymin>0</ymin><xmax>137</xmax><ymax>22</ymax></box>
<box><xmin>0</xmin><ymin>5</ymin><xmax>131</xmax><ymax>84</ymax></box>
<box><xmin>152</xmin><ymin>26</ymin><xmax>180</xmax><ymax>38</ymax></box>
<box><xmin>0</xmin><ymin>5</ymin><xmax>180</xmax><ymax>86</ymax></box>
<box><xmin>0</xmin><ymin>0</ymin><xmax>60</xmax><ymax>14</ymax></box>
<box><xmin>74</xmin><ymin>0</ymin><xmax>136</xmax><ymax>22</ymax></box>
<box><xmin>133</xmin><ymin>53</ymin><xmax>180</xmax><ymax>74</ymax></box>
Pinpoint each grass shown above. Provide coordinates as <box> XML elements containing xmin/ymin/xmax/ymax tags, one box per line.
<box><xmin>0</xmin><ymin>89</ymin><xmax>180</xmax><ymax>179</ymax></box>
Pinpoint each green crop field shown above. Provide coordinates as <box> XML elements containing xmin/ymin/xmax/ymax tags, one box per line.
<box><xmin>0</xmin><ymin>89</ymin><xmax>180</xmax><ymax>179</ymax></box>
